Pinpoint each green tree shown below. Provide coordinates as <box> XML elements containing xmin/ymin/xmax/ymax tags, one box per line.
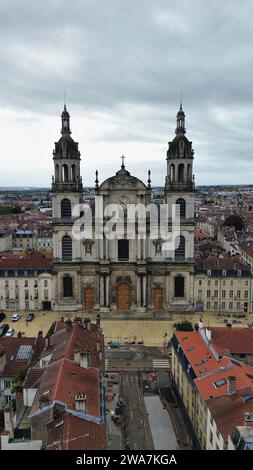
<box><xmin>173</xmin><ymin>320</ymin><xmax>194</xmax><ymax>331</ymax></box>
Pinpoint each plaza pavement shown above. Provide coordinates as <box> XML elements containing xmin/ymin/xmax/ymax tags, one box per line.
<box><xmin>0</xmin><ymin>310</ymin><xmax>251</xmax><ymax>347</ymax></box>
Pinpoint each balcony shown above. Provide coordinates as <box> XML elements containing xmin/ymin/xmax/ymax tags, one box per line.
<box><xmin>51</xmin><ymin>177</ymin><xmax>83</xmax><ymax>193</ymax></box>
<box><xmin>165</xmin><ymin>176</ymin><xmax>195</xmax><ymax>192</ymax></box>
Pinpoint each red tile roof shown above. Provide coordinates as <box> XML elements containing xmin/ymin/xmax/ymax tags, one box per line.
<box><xmin>31</xmin><ymin>358</ymin><xmax>101</xmax><ymax>417</ymax></box>
<box><xmin>23</xmin><ymin>367</ymin><xmax>45</xmax><ymax>388</ymax></box>
<box><xmin>207</xmin><ymin>388</ymin><xmax>253</xmax><ymax>441</ymax></box>
<box><xmin>195</xmin><ymin>364</ymin><xmax>253</xmax><ymax>400</ymax></box>
<box><xmin>0</xmin><ymin>337</ymin><xmax>36</xmax><ymax>377</ymax></box>
<box><xmin>211</xmin><ymin>328</ymin><xmax>253</xmax><ymax>355</ymax></box>
<box><xmin>175</xmin><ymin>331</ymin><xmax>230</xmax><ymax>378</ymax></box>
<box><xmin>47</xmin><ymin>412</ymin><xmax>106</xmax><ymax>450</ymax></box>
<box><xmin>0</xmin><ymin>253</ymin><xmax>52</xmax><ymax>269</ymax></box>
<box><xmin>43</xmin><ymin>321</ymin><xmax>103</xmax><ymax>369</ymax></box>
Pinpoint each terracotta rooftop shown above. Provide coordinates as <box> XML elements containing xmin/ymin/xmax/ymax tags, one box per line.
<box><xmin>47</xmin><ymin>412</ymin><xmax>106</xmax><ymax>450</ymax></box>
<box><xmin>0</xmin><ymin>253</ymin><xmax>52</xmax><ymax>269</ymax></box>
<box><xmin>42</xmin><ymin>321</ymin><xmax>103</xmax><ymax>369</ymax></box>
<box><xmin>207</xmin><ymin>387</ymin><xmax>253</xmax><ymax>441</ymax></box>
<box><xmin>0</xmin><ymin>337</ymin><xmax>36</xmax><ymax>377</ymax></box>
<box><xmin>23</xmin><ymin>367</ymin><xmax>45</xmax><ymax>389</ymax></box>
<box><xmin>195</xmin><ymin>363</ymin><xmax>253</xmax><ymax>401</ymax></box>
<box><xmin>211</xmin><ymin>328</ymin><xmax>253</xmax><ymax>355</ymax></box>
<box><xmin>175</xmin><ymin>331</ymin><xmax>230</xmax><ymax>378</ymax></box>
<box><xmin>31</xmin><ymin>358</ymin><xmax>101</xmax><ymax>417</ymax></box>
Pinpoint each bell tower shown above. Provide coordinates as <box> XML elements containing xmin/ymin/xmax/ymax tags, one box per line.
<box><xmin>51</xmin><ymin>105</ymin><xmax>83</xmax><ymax>310</ymax></box>
<box><xmin>164</xmin><ymin>104</ymin><xmax>195</xmax><ymax>309</ymax></box>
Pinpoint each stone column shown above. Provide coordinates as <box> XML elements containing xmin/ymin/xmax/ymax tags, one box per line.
<box><xmin>143</xmin><ymin>275</ymin><xmax>147</xmax><ymax>307</ymax></box>
<box><xmin>99</xmin><ymin>275</ymin><xmax>104</xmax><ymax>307</ymax></box>
<box><xmin>106</xmin><ymin>275</ymin><xmax>110</xmax><ymax>307</ymax></box>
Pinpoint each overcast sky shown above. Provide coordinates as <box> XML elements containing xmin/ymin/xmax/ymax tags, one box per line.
<box><xmin>1</xmin><ymin>0</ymin><xmax>253</xmax><ymax>187</ymax></box>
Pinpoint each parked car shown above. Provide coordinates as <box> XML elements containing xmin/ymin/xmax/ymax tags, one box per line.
<box><xmin>6</xmin><ymin>328</ymin><xmax>14</xmax><ymax>337</ymax></box>
<box><xmin>0</xmin><ymin>312</ymin><xmax>6</xmax><ymax>322</ymax></box>
<box><xmin>11</xmin><ymin>313</ymin><xmax>20</xmax><ymax>322</ymax></box>
<box><xmin>25</xmin><ymin>313</ymin><xmax>35</xmax><ymax>322</ymax></box>
<box><xmin>0</xmin><ymin>324</ymin><xmax>9</xmax><ymax>337</ymax></box>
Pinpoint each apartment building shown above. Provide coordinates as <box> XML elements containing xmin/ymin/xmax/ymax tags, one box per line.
<box><xmin>170</xmin><ymin>326</ymin><xmax>253</xmax><ymax>449</ymax></box>
<box><xmin>0</xmin><ymin>253</ymin><xmax>53</xmax><ymax>311</ymax></box>
<box><xmin>194</xmin><ymin>256</ymin><xmax>252</xmax><ymax>314</ymax></box>
<box><xmin>1</xmin><ymin>318</ymin><xmax>106</xmax><ymax>451</ymax></box>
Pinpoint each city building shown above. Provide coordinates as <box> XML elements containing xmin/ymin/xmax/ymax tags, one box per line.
<box><xmin>170</xmin><ymin>326</ymin><xmax>253</xmax><ymax>449</ymax></box>
<box><xmin>1</xmin><ymin>318</ymin><xmax>106</xmax><ymax>451</ymax></box>
<box><xmin>0</xmin><ymin>253</ymin><xmax>53</xmax><ymax>311</ymax></box>
<box><xmin>52</xmin><ymin>104</ymin><xmax>195</xmax><ymax>311</ymax></box>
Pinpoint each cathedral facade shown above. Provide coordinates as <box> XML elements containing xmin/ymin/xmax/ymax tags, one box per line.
<box><xmin>51</xmin><ymin>104</ymin><xmax>195</xmax><ymax>312</ymax></box>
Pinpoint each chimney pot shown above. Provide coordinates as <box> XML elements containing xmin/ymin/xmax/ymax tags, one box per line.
<box><xmin>228</xmin><ymin>375</ymin><xmax>237</xmax><ymax>396</ymax></box>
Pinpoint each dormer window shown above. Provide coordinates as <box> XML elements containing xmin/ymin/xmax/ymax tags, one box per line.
<box><xmin>207</xmin><ymin>270</ymin><xmax>212</xmax><ymax>276</ymax></box>
<box><xmin>75</xmin><ymin>394</ymin><xmax>87</xmax><ymax>413</ymax></box>
<box><xmin>222</xmin><ymin>270</ymin><xmax>227</xmax><ymax>276</ymax></box>
<box><xmin>237</xmin><ymin>270</ymin><xmax>241</xmax><ymax>277</ymax></box>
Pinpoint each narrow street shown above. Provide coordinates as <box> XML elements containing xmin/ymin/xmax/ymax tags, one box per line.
<box><xmin>121</xmin><ymin>372</ymin><xmax>153</xmax><ymax>450</ymax></box>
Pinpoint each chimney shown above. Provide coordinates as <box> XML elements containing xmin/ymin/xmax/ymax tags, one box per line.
<box><xmin>74</xmin><ymin>349</ymin><xmax>80</xmax><ymax>365</ymax></box>
<box><xmin>45</xmin><ymin>336</ymin><xmax>50</xmax><ymax>349</ymax></box>
<box><xmin>198</xmin><ymin>318</ymin><xmax>204</xmax><ymax>329</ymax></box>
<box><xmin>205</xmin><ymin>328</ymin><xmax>212</xmax><ymax>342</ymax></box>
<box><xmin>65</xmin><ymin>319</ymin><xmax>72</xmax><ymax>332</ymax></box>
<box><xmin>75</xmin><ymin>394</ymin><xmax>87</xmax><ymax>413</ymax></box>
<box><xmin>244</xmin><ymin>412</ymin><xmax>253</xmax><ymax>427</ymax></box>
<box><xmin>227</xmin><ymin>376</ymin><xmax>237</xmax><ymax>396</ymax></box>
<box><xmin>39</xmin><ymin>394</ymin><xmax>50</xmax><ymax>409</ymax></box>
<box><xmin>0</xmin><ymin>349</ymin><xmax>6</xmax><ymax>372</ymax></box>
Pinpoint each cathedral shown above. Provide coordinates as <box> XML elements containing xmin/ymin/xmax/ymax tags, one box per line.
<box><xmin>51</xmin><ymin>104</ymin><xmax>195</xmax><ymax>312</ymax></box>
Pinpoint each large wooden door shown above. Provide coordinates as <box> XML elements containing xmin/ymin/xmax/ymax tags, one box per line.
<box><xmin>154</xmin><ymin>288</ymin><xmax>163</xmax><ymax>310</ymax></box>
<box><xmin>117</xmin><ymin>283</ymin><xmax>130</xmax><ymax>310</ymax></box>
<box><xmin>84</xmin><ymin>288</ymin><xmax>94</xmax><ymax>309</ymax></box>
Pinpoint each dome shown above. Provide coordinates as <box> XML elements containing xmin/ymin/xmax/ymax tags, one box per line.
<box><xmin>98</xmin><ymin>164</ymin><xmax>147</xmax><ymax>191</ymax></box>
<box><xmin>53</xmin><ymin>134</ymin><xmax>80</xmax><ymax>160</ymax></box>
<box><xmin>167</xmin><ymin>134</ymin><xmax>194</xmax><ymax>160</ymax></box>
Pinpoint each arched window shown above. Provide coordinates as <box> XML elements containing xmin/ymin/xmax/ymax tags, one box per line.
<box><xmin>187</xmin><ymin>163</ymin><xmax>191</xmax><ymax>181</ymax></box>
<box><xmin>63</xmin><ymin>275</ymin><xmax>73</xmax><ymax>297</ymax></box>
<box><xmin>61</xmin><ymin>199</ymin><xmax>71</xmax><ymax>219</ymax></box>
<box><xmin>175</xmin><ymin>235</ymin><xmax>185</xmax><ymax>260</ymax></box>
<box><xmin>62</xmin><ymin>164</ymin><xmax>68</xmax><ymax>182</ymax></box>
<box><xmin>174</xmin><ymin>276</ymin><xmax>185</xmax><ymax>298</ymax></box>
<box><xmin>176</xmin><ymin>198</ymin><xmax>186</xmax><ymax>219</ymax></box>
<box><xmin>71</xmin><ymin>164</ymin><xmax>76</xmax><ymax>182</ymax></box>
<box><xmin>170</xmin><ymin>164</ymin><xmax>175</xmax><ymax>182</ymax></box>
<box><xmin>178</xmin><ymin>164</ymin><xmax>184</xmax><ymax>182</ymax></box>
<box><xmin>179</xmin><ymin>140</ymin><xmax>184</xmax><ymax>157</ymax></box>
<box><xmin>55</xmin><ymin>164</ymin><xmax>60</xmax><ymax>181</ymax></box>
<box><xmin>62</xmin><ymin>235</ymin><xmax>72</xmax><ymax>260</ymax></box>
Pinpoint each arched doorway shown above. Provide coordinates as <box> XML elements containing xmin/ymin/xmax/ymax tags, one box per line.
<box><xmin>63</xmin><ymin>276</ymin><xmax>73</xmax><ymax>297</ymax></box>
<box><xmin>84</xmin><ymin>288</ymin><xmax>94</xmax><ymax>309</ymax></box>
<box><xmin>174</xmin><ymin>276</ymin><xmax>185</xmax><ymax>298</ymax></box>
<box><xmin>117</xmin><ymin>283</ymin><xmax>130</xmax><ymax>310</ymax></box>
<box><xmin>154</xmin><ymin>288</ymin><xmax>163</xmax><ymax>310</ymax></box>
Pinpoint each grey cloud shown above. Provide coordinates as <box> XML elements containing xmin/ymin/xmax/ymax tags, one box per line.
<box><xmin>1</xmin><ymin>0</ymin><xmax>253</xmax><ymax>185</ymax></box>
